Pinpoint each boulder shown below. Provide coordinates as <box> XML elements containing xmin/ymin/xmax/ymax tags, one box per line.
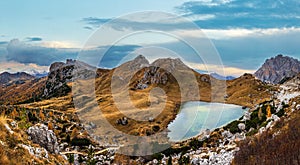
<box><xmin>259</xmin><ymin>127</ymin><xmax>266</xmax><ymax>134</ymax></box>
<box><xmin>238</xmin><ymin>123</ymin><xmax>246</xmax><ymax>131</ymax></box>
<box><xmin>221</xmin><ymin>130</ymin><xmax>233</xmax><ymax>139</ymax></box>
<box><xmin>271</xmin><ymin>114</ymin><xmax>280</xmax><ymax>122</ymax></box>
<box><xmin>27</xmin><ymin>124</ymin><xmax>59</xmax><ymax>154</ymax></box>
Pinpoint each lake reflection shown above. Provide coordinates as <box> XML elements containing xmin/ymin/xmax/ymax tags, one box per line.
<box><xmin>167</xmin><ymin>101</ymin><xmax>245</xmax><ymax>142</ymax></box>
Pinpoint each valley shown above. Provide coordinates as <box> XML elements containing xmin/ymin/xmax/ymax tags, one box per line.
<box><xmin>0</xmin><ymin>54</ymin><xmax>299</xmax><ymax>164</ymax></box>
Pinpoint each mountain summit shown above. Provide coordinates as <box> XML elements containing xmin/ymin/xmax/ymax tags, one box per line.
<box><xmin>254</xmin><ymin>54</ymin><xmax>300</xmax><ymax>84</ymax></box>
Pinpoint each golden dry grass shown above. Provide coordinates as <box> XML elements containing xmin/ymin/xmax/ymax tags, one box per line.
<box><xmin>0</xmin><ymin>114</ymin><xmax>68</xmax><ymax>165</ymax></box>
<box><xmin>0</xmin><ymin>65</ymin><xmax>274</xmax><ymax>147</ymax></box>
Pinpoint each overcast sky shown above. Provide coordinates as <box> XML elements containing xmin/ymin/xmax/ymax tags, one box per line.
<box><xmin>1</xmin><ymin>0</ymin><xmax>300</xmax><ymax>76</ymax></box>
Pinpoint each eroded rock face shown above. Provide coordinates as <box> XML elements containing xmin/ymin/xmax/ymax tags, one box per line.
<box><xmin>140</xmin><ymin>66</ymin><xmax>169</xmax><ymax>85</ymax></box>
<box><xmin>43</xmin><ymin>59</ymin><xmax>96</xmax><ymax>98</ymax></box>
<box><xmin>27</xmin><ymin>124</ymin><xmax>59</xmax><ymax>154</ymax></box>
<box><xmin>254</xmin><ymin>54</ymin><xmax>300</xmax><ymax>84</ymax></box>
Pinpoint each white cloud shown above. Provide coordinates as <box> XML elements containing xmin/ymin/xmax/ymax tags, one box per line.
<box><xmin>185</xmin><ymin>14</ymin><xmax>216</xmax><ymax>21</ymax></box>
<box><xmin>0</xmin><ymin>61</ymin><xmax>49</xmax><ymax>74</ymax></box>
<box><xmin>39</xmin><ymin>41</ymin><xmax>80</xmax><ymax>48</ymax></box>
<box><xmin>172</xmin><ymin>27</ymin><xmax>300</xmax><ymax>40</ymax></box>
<box><xmin>196</xmin><ymin>0</ymin><xmax>233</xmax><ymax>6</ymax></box>
<box><xmin>187</xmin><ymin>62</ymin><xmax>255</xmax><ymax>77</ymax></box>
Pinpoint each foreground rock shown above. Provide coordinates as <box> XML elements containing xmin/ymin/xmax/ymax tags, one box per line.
<box><xmin>27</xmin><ymin>124</ymin><xmax>59</xmax><ymax>154</ymax></box>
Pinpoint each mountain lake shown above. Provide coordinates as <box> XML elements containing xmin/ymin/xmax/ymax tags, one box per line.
<box><xmin>167</xmin><ymin>101</ymin><xmax>246</xmax><ymax>142</ymax></box>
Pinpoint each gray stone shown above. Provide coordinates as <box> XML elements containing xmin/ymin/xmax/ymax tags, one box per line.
<box><xmin>259</xmin><ymin>127</ymin><xmax>266</xmax><ymax>134</ymax></box>
<box><xmin>271</xmin><ymin>114</ymin><xmax>280</xmax><ymax>122</ymax></box>
<box><xmin>296</xmin><ymin>104</ymin><xmax>300</xmax><ymax>110</ymax></box>
<box><xmin>222</xmin><ymin>130</ymin><xmax>233</xmax><ymax>139</ymax></box>
<box><xmin>238</xmin><ymin>123</ymin><xmax>246</xmax><ymax>131</ymax></box>
<box><xmin>27</xmin><ymin>124</ymin><xmax>59</xmax><ymax>154</ymax></box>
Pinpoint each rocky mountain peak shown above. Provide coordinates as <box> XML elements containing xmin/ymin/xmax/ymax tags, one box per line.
<box><xmin>254</xmin><ymin>54</ymin><xmax>300</xmax><ymax>84</ymax></box>
<box><xmin>133</xmin><ymin>54</ymin><xmax>149</xmax><ymax>65</ymax></box>
<box><xmin>151</xmin><ymin>57</ymin><xmax>190</xmax><ymax>72</ymax></box>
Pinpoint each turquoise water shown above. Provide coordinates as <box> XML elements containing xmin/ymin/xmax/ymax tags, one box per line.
<box><xmin>167</xmin><ymin>101</ymin><xmax>245</xmax><ymax>142</ymax></box>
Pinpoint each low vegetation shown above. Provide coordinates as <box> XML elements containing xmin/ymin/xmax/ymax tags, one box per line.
<box><xmin>233</xmin><ymin>112</ymin><xmax>300</xmax><ymax>165</ymax></box>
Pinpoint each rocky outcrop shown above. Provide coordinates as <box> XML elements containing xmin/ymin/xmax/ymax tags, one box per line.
<box><xmin>282</xmin><ymin>72</ymin><xmax>300</xmax><ymax>90</ymax></box>
<box><xmin>43</xmin><ymin>59</ymin><xmax>96</xmax><ymax>98</ymax></box>
<box><xmin>0</xmin><ymin>72</ymin><xmax>34</xmax><ymax>85</ymax></box>
<box><xmin>27</xmin><ymin>124</ymin><xmax>59</xmax><ymax>154</ymax></box>
<box><xmin>132</xmin><ymin>56</ymin><xmax>193</xmax><ymax>90</ymax></box>
<box><xmin>135</xmin><ymin>66</ymin><xmax>169</xmax><ymax>89</ymax></box>
<box><xmin>49</xmin><ymin>62</ymin><xmax>65</xmax><ymax>73</ymax></box>
<box><xmin>152</xmin><ymin>57</ymin><xmax>190</xmax><ymax>72</ymax></box>
<box><xmin>254</xmin><ymin>54</ymin><xmax>300</xmax><ymax>84</ymax></box>
<box><xmin>20</xmin><ymin>144</ymin><xmax>49</xmax><ymax>159</ymax></box>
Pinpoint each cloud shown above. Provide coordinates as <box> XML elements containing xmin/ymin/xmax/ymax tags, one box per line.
<box><xmin>138</xmin><ymin>26</ymin><xmax>300</xmax><ymax>71</ymax></box>
<box><xmin>0</xmin><ymin>41</ymin><xmax>8</xmax><ymax>45</ymax></box>
<box><xmin>185</xmin><ymin>0</ymin><xmax>233</xmax><ymax>7</ymax></box>
<box><xmin>81</xmin><ymin>17</ymin><xmax>112</xmax><ymax>29</ymax></box>
<box><xmin>210</xmin><ymin>29</ymin><xmax>300</xmax><ymax>70</ymax></box>
<box><xmin>4</xmin><ymin>39</ymin><xmax>141</xmax><ymax>68</ymax></box>
<box><xmin>6</xmin><ymin>39</ymin><xmax>78</xmax><ymax>66</ymax></box>
<box><xmin>83</xmin><ymin>26</ymin><xmax>94</xmax><ymax>30</ymax></box>
<box><xmin>79</xmin><ymin>45</ymin><xmax>141</xmax><ymax>68</ymax></box>
<box><xmin>177</xmin><ymin>0</ymin><xmax>300</xmax><ymax>29</ymax></box>
<box><xmin>81</xmin><ymin>13</ymin><xmax>204</xmax><ymax>32</ymax></box>
<box><xmin>26</xmin><ymin>37</ymin><xmax>42</xmax><ymax>42</ymax></box>
<box><xmin>174</xmin><ymin>27</ymin><xmax>300</xmax><ymax>40</ymax></box>
<box><xmin>187</xmin><ymin>62</ymin><xmax>255</xmax><ymax>77</ymax></box>
<box><xmin>0</xmin><ymin>61</ymin><xmax>48</xmax><ymax>74</ymax></box>
<box><xmin>39</xmin><ymin>41</ymin><xmax>80</xmax><ymax>48</ymax></box>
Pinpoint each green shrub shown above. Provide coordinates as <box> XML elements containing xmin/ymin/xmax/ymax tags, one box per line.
<box><xmin>224</xmin><ymin>120</ymin><xmax>241</xmax><ymax>134</ymax></box>
<box><xmin>167</xmin><ymin>156</ymin><xmax>172</xmax><ymax>165</ymax></box>
<box><xmin>189</xmin><ymin>138</ymin><xmax>203</xmax><ymax>150</ymax></box>
<box><xmin>276</xmin><ymin>108</ymin><xmax>285</xmax><ymax>117</ymax></box>
<box><xmin>152</xmin><ymin>153</ymin><xmax>164</xmax><ymax>161</ymax></box>
<box><xmin>71</xmin><ymin>138</ymin><xmax>91</xmax><ymax>146</ymax></box>
<box><xmin>67</xmin><ymin>154</ymin><xmax>74</xmax><ymax>163</ymax></box>
<box><xmin>162</xmin><ymin>146</ymin><xmax>190</xmax><ymax>157</ymax></box>
<box><xmin>178</xmin><ymin>154</ymin><xmax>190</xmax><ymax>165</ymax></box>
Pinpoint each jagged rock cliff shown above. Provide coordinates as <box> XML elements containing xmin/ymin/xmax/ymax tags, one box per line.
<box><xmin>254</xmin><ymin>54</ymin><xmax>300</xmax><ymax>84</ymax></box>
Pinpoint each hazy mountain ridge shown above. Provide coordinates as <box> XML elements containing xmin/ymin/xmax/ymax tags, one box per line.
<box><xmin>0</xmin><ymin>71</ymin><xmax>35</xmax><ymax>85</ymax></box>
<box><xmin>210</xmin><ymin>72</ymin><xmax>235</xmax><ymax>80</ymax></box>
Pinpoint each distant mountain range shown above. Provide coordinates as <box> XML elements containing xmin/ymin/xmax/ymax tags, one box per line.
<box><xmin>210</xmin><ymin>73</ymin><xmax>235</xmax><ymax>80</ymax></box>
<box><xmin>0</xmin><ymin>55</ymin><xmax>272</xmax><ymax>107</ymax></box>
<box><xmin>194</xmin><ymin>70</ymin><xmax>235</xmax><ymax>80</ymax></box>
<box><xmin>254</xmin><ymin>54</ymin><xmax>300</xmax><ymax>84</ymax></box>
<box><xmin>0</xmin><ymin>71</ymin><xmax>35</xmax><ymax>85</ymax></box>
